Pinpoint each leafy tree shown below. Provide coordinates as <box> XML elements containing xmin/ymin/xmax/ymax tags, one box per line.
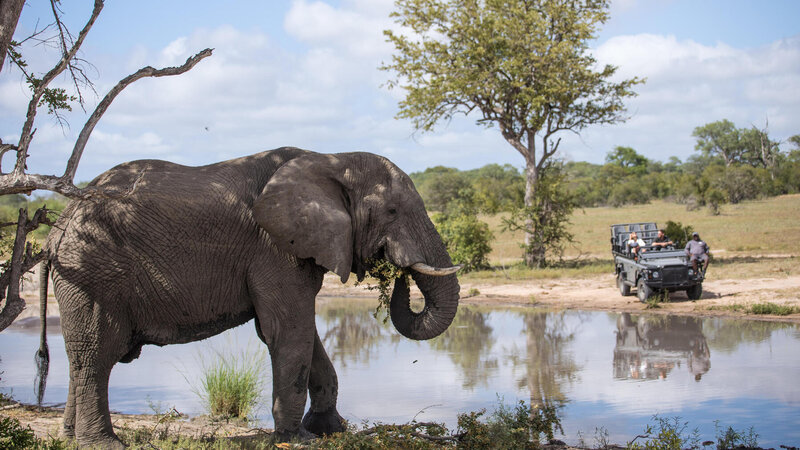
<box><xmin>468</xmin><ymin>164</ymin><xmax>525</xmax><ymax>213</ymax></box>
<box><xmin>383</xmin><ymin>0</ymin><xmax>642</xmax><ymax>267</ymax></box>
<box><xmin>502</xmin><ymin>163</ymin><xmax>576</xmax><ymax>267</ymax></box>
<box><xmin>692</xmin><ymin>119</ymin><xmax>743</xmax><ymax>166</ymax></box>
<box><xmin>605</xmin><ymin>146</ymin><xmax>648</xmax><ymax>175</ymax></box>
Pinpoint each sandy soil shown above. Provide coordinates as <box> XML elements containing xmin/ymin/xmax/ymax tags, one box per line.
<box><xmin>319</xmin><ymin>272</ymin><xmax>800</xmax><ymax>323</ymax></box>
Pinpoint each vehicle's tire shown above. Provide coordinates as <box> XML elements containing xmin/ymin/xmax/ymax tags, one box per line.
<box><xmin>637</xmin><ymin>278</ymin><xmax>652</xmax><ymax>302</ymax></box>
<box><xmin>617</xmin><ymin>272</ymin><xmax>631</xmax><ymax>296</ymax></box>
<box><xmin>686</xmin><ymin>283</ymin><xmax>703</xmax><ymax>300</ymax></box>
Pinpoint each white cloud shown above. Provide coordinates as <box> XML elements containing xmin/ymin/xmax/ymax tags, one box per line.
<box><xmin>569</xmin><ymin>33</ymin><xmax>800</xmax><ymax>163</ymax></box>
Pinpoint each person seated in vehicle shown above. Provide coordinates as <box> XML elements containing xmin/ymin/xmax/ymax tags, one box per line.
<box><xmin>685</xmin><ymin>232</ymin><xmax>710</xmax><ymax>275</ymax></box>
<box><xmin>651</xmin><ymin>229</ymin><xmax>673</xmax><ymax>250</ymax></box>
<box><xmin>627</xmin><ymin>232</ymin><xmax>647</xmax><ymax>258</ymax></box>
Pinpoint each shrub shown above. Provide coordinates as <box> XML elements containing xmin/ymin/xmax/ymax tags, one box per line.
<box><xmin>628</xmin><ymin>415</ymin><xmax>700</xmax><ymax>450</ymax></box>
<box><xmin>0</xmin><ymin>416</ymin><xmax>36</xmax><ymax>450</ymax></box>
<box><xmin>433</xmin><ymin>211</ymin><xmax>493</xmax><ymax>273</ymax></box>
<box><xmin>663</xmin><ymin>220</ymin><xmax>694</xmax><ymax>249</ymax></box>
<box><xmin>714</xmin><ymin>421</ymin><xmax>758</xmax><ymax>449</ymax></box>
<box><xmin>457</xmin><ymin>400</ymin><xmax>562</xmax><ymax>449</ymax></box>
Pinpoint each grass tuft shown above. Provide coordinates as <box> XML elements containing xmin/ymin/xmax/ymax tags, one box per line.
<box><xmin>194</xmin><ymin>338</ymin><xmax>269</xmax><ymax>422</ymax></box>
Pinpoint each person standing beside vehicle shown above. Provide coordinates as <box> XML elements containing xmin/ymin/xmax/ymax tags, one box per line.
<box><xmin>685</xmin><ymin>232</ymin><xmax>710</xmax><ymax>275</ymax></box>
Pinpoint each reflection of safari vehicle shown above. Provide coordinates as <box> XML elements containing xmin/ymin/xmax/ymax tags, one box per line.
<box><xmin>611</xmin><ymin>223</ymin><xmax>703</xmax><ymax>302</ymax></box>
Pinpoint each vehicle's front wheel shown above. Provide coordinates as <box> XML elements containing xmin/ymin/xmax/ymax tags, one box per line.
<box><xmin>617</xmin><ymin>272</ymin><xmax>631</xmax><ymax>296</ymax></box>
<box><xmin>637</xmin><ymin>278</ymin><xmax>653</xmax><ymax>302</ymax></box>
<box><xmin>686</xmin><ymin>283</ymin><xmax>703</xmax><ymax>300</ymax></box>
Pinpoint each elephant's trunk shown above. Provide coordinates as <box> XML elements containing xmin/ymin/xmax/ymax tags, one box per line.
<box><xmin>389</xmin><ymin>260</ymin><xmax>460</xmax><ymax>341</ymax></box>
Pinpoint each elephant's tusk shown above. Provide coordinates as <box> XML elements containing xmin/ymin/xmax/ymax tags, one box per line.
<box><xmin>410</xmin><ymin>262</ymin><xmax>463</xmax><ymax>276</ymax></box>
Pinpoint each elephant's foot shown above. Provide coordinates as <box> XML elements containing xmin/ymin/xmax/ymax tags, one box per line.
<box><xmin>302</xmin><ymin>406</ymin><xmax>346</xmax><ymax>436</ymax></box>
<box><xmin>61</xmin><ymin>424</ymin><xmax>75</xmax><ymax>439</ymax></box>
<box><xmin>77</xmin><ymin>431</ymin><xmax>126</xmax><ymax>449</ymax></box>
<box><xmin>273</xmin><ymin>426</ymin><xmax>317</xmax><ymax>443</ymax></box>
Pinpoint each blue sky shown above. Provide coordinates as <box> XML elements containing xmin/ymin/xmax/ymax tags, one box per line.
<box><xmin>2</xmin><ymin>0</ymin><xmax>799</xmax><ymax>182</ymax></box>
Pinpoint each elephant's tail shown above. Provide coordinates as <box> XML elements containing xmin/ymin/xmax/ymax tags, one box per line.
<box><xmin>35</xmin><ymin>260</ymin><xmax>50</xmax><ymax>406</ymax></box>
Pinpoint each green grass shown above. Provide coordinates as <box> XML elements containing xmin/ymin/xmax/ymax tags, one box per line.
<box><xmin>194</xmin><ymin>339</ymin><xmax>269</xmax><ymax>422</ymax></box>
<box><xmin>473</xmin><ymin>194</ymin><xmax>800</xmax><ymax>278</ymax></box>
<box><xmin>706</xmin><ymin>302</ymin><xmax>799</xmax><ymax>316</ymax></box>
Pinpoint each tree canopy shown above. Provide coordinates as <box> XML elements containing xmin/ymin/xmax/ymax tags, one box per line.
<box><xmin>383</xmin><ymin>0</ymin><xmax>643</xmax><ymax>266</ymax></box>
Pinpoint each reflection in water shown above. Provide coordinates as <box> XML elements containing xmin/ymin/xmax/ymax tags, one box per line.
<box><xmin>429</xmin><ymin>307</ymin><xmax>497</xmax><ymax>389</ymax></box>
<box><xmin>316</xmin><ymin>300</ymin><xmax>395</xmax><ymax>367</ymax></box>
<box><xmin>703</xmin><ymin>317</ymin><xmax>795</xmax><ymax>354</ymax></box>
<box><xmin>510</xmin><ymin>311</ymin><xmax>582</xmax><ymax>410</ymax></box>
<box><xmin>615</xmin><ymin>313</ymin><xmax>710</xmax><ymax>381</ymax></box>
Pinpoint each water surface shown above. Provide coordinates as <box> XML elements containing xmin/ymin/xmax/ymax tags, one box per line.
<box><xmin>1</xmin><ymin>299</ymin><xmax>798</xmax><ymax>446</ymax></box>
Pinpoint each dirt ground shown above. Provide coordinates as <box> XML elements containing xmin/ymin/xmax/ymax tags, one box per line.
<box><xmin>319</xmin><ymin>272</ymin><xmax>800</xmax><ymax>323</ymax></box>
<box><xmin>4</xmin><ymin>264</ymin><xmax>799</xmax><ymax>443</ymax></box>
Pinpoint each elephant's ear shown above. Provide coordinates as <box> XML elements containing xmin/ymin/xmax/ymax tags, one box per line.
<box><xmin>253</xmin><ymin>153</ymin><xmax>353</xmax><ymax>283</ymax></box>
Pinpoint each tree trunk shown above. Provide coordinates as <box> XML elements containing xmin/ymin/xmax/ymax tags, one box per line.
<box><xmin>523</xmin><ymin>146</ymin><xmax>546</xmax><ymax>268</ymax></box>
<box><xmin>0</xmin><ymin>0</ymin><xmax>25</xmax><ymax>73</ymax></box>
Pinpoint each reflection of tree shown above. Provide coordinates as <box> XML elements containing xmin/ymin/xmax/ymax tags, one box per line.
<box><xmin>614</xmin><ymin>313</ymin><xmax>710</xmax><ymax>381</ymax></box>
<box><xmin>317</xmin><ymin>300</ymin><xmax>390</xmax><ymax>367</ymax></box>
<box><xmin>428</xmin><ymin>306</ymin><xmax>496</xmax><ymax>389</ymax></box>
<box><xmin>703</xmin><ymin>317</ymin><xmax>795</xmax><ymax>354</ymax></box>
<box><xmin>509</xmin><ymin>311</ymin><xmax>582</xmax><ymax>410</ymax></box>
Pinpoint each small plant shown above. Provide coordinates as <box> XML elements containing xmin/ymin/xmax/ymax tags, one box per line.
<box><xmin>0</xmin><ymin>416</ymin><xmax>37</xmax><ymax>450</ymax></box>
<box><xmin>466</xmin><ymin>287</ymin><xmax>480</xmax><ymax>297</ymax></box>
<box><xmin>628</xmin><ymin>415</ymin><xmax>700</xmax><ymax>450</ymax></box>
<box><xmin>714</xmin><ymin>421</ymin><xmax>758</xmax><ymax>449</ymax></box>
<box><xmin>457</xmin><ymin>400</ymin><xmax>563</xmax><ymax>449</ymax></box>
<box><xmin>195</xmin><ymin>342</ymin><xmax>269</xmax><ymax>421</ymax></box>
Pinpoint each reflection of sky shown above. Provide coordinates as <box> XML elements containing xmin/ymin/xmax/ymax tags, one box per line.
<box><xmin>1</xmin><ymin>303</ymin><xmax>799</xmax><ymax>447</ymax></box>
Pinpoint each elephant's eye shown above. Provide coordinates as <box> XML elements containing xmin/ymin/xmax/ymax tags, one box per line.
<box><xmin>388</xmin><ymin>208</ymin><xmax>397</xmax><ymax>215</ymax></box>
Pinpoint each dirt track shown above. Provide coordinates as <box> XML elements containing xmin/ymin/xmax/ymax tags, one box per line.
<box><xmin>318</xmin><ymin>272</ymin><xmax>800</xmax><ymax>323</ymax></box>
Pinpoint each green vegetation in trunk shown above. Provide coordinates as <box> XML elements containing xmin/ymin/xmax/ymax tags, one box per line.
<box><xmin>358</xmin><ymin>258</ymin><xmax>409</xmax><ymax>322</ymax></box>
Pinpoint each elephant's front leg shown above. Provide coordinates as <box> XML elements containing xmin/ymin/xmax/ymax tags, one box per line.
<box><xmin>258</xmin><ymin>306</ymin><xmax>317</xmax><ymax>441</ymax></box>
<box><xmin>302</xmin><ymin>331</ymin><xmax>346</xmax><ymax>435</ymax></box>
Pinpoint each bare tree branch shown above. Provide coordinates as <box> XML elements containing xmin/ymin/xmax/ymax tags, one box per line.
<box><xmin>14</xmin><ymin>0</ymin><xmax>104</xmax><ymax>176</ymax></box>
<box><xmin>63</xmin><ymin>48</ymin><xmax>213</xmax><ymax>183</ymax></box>
<box><xmin>0</xmin><ymin>207</ymin><xmax>54</xmax><ymax>332</ymax></box>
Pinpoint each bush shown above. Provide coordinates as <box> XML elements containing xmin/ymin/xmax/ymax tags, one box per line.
<box><xmin>457</xmin><ymin>400</ymin><xmax>562</xmax><ymax>449</ymax></box>
<box><xmin>0</xmin><ymin>416</ymin><xmax>36</xmax><ymax>450</ymax></box>
<box><xmin>628</xmin><ymin>415</ymin><xmax>700</xmax><ymax>450</ymax></box>
<box><xmin>433</xmin><ymin>211</ymin><xmax>493</xmax><ymax>273</ymax></box>
<box><xmin>664</xmin><ymin>220</ymin><xmax>694</xmax><ymax>249</ymax></box>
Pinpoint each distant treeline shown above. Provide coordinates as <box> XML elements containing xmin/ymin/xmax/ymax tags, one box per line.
<box><xmin>411</xmin><ymin>121</ymin><xmax>800</xmax><ymax>213</ymax></box>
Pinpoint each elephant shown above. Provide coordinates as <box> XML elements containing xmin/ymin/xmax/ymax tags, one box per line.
<box><xmin>39</xmin><ymin>147</ymin><xmax>461</xmax><ymax>447</ymax></box>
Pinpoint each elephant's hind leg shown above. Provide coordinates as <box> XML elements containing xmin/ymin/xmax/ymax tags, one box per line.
<box><xmin>302</xmin><ymin>331</ymin><xmax>345</xmax><ymax>435</ymax></box>
<box><xmin>61</xmin><ymin>299</ymin><xmax>131</xmax><ymax>449</ymax></box>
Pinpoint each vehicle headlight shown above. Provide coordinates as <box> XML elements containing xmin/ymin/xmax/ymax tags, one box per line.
<box><xmin>652</xmin><ymin>271</ymin><xmax>660</xmax><ymax>279</ymax></box>
<box><xmin>688</xmin><ymin>269</ymin><xmax>694</xmax><ymax>276</ymax></box>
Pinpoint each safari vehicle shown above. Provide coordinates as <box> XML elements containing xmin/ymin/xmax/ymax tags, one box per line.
<box><xmin>611</xmin><ymin>222</ymin><xmax>703</xmax><ymax>302</ymax></box>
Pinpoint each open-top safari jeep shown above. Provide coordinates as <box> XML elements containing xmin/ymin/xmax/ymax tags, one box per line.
<box><xmin>611</xmin><ymin>222</ymin><xmax>703</xmax><ymax>302</ymax></box>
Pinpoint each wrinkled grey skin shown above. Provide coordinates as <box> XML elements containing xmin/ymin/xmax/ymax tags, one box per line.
<box><xmin>43</xmin><ymin>148</ymin><xmax>460</xmax><ymax>447</ymax></box>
